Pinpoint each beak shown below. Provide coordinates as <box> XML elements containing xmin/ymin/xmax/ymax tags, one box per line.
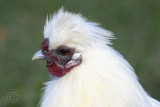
<box><xmin>32</xmin><ymin>50</ymin><xmax>45</xmax><ymax>61</ymax></box>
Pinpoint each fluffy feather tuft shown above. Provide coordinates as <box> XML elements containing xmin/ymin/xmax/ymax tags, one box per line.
<box><xmin>43</xmin><ymin>8</ymin><xmax>114</xmax><ymax>51</ymax></box>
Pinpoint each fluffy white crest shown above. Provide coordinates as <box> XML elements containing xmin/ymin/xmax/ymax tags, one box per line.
<box><xmin>43</xmin><ymin>8</ymin><xmax>114</xmax><ymax>51</ymax></box>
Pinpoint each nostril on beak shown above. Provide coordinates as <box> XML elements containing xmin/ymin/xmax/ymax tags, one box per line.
<box><xmin>32</xmin><ymin>50</ymin><xmax>45</xmax><ymax>61</ymax></box>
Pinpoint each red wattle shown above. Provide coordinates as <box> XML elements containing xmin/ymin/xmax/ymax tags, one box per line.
<box><xmin>46</xmin><ymin>61</ymin><xmax>72</xmax><ymax>77</ymax></box>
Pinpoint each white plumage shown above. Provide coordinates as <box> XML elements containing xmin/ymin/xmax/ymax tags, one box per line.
<box><xmin>35</xmin><ymin>8</ymin><xmax>160</xmax><ymax>107</ymax></box>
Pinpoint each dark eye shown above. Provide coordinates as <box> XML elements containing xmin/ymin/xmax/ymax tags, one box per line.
<box><xmin>59</xmin><ymin>49</ymin><xmax>70</xmax><ymax>55</ymax></box>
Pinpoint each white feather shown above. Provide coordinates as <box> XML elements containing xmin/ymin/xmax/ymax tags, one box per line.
<box><xmin>40</xmin><ymin>8</ymin><xmax>160</xmax><ymax>107</ymax></box>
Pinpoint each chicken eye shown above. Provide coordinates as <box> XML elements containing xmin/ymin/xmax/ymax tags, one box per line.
<box><xmin>59</xmin><ymin>49</ymin><xmax>70</xmax><ymax>55</ymax></box>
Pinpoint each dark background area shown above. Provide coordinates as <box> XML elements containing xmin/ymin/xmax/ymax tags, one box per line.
<box><xmin>0</xmin><ymin>0</ymin><xmax>160</xmax><ymax>106</ymax></box>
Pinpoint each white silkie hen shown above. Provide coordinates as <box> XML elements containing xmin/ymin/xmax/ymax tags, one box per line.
<box><xmin>32</xmin><ymin>8</ymin><xmax>160</xmax><ymax>107</ymax></box>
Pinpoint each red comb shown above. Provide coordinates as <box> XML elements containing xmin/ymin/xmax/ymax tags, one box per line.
<box><xmin>41</xmin><ymin>38</ymin><xmax>49</xmax><ymax>52</ymax></box>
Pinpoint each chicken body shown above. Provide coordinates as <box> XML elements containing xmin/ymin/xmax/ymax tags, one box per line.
<box><xmin>33</xmin><ymin>9</ymin><xmax>160</xmax><ymax>107</ymax></box>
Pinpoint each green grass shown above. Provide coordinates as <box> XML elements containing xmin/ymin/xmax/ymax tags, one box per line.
<box><xmin>0</xmin><ymin>0</ymin><xmax>160</xmax><ymax>106</ymax></box>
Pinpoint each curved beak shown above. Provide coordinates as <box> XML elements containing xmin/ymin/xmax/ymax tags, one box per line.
<box><xmin>32</xmin><ymin>50</ymin><xmax>45</xmax><ymax>61</ymax></box>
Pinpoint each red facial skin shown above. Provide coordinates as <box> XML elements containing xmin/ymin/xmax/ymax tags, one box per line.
<box><xmin>46</xmin><ymin>61</ymin><xmax>74</xmax><ymax>77</ymax></box>
<box><xmin>41</xmin><ymin>38</ymin><xmax>76</xmax><ymax>77</ymax></box>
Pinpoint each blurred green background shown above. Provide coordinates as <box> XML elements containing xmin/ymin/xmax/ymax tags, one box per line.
<box><xmin>0</xmin><ymin>0</ymin><xmax>160</xmax><ymax>106</ymax></box>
